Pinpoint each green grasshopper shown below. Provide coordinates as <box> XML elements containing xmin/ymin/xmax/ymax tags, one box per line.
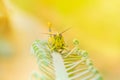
<box><xmin>45</xmin><ymin>23</ymin><xmax>70</xmax><ymax>52</ymax></box>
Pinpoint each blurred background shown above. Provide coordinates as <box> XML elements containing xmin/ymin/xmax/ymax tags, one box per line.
<box><xmin>0</xmin><ymin>0</ymin><xmax>120</xmax><ymax>80</ymax></box>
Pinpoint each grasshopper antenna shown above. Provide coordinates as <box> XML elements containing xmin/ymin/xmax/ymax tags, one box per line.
<box><xmin>41</xmin><ymin>33</ymin><xmax>55</xmax><ymax>35</ymax></box>
<box><xmin>60</xmin><ymin>27</ymin><xmax>71</xmax><ymax>34</ymax></box>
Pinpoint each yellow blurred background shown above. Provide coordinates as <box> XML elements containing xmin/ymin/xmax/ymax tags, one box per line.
<box><xmin>0</xmin><ymin>0</ymin><xmax>120</xmax><ymax>80</ymax></box>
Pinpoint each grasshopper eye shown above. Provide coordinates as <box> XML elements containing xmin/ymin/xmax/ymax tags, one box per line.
<box><xmin>59</xmin><ymin>34</ymin><xmax>62</xmax><ymax>37</ymax></box>
<box><xmin>53</xmin><ymin>34</ymin><xmax>56</xmax><ymax>37</ymax></box>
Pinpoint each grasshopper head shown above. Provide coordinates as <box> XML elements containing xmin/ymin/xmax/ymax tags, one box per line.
<box><xmin>55</xmin><ymin>32</ymin><xmax>62</xmax><ymax>37</ymax></box>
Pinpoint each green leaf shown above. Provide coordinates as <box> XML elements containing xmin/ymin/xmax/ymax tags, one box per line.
<box><xmin>31</xmin><ymin>40</ymin><xmax>103</xmax><ymax>80</ymax></box>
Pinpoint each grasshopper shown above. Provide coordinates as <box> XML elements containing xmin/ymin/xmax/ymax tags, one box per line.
<box><xmin>45</xmin><ymin>23</ymin><xmax>70</xmax><ymax>52</ymax></box>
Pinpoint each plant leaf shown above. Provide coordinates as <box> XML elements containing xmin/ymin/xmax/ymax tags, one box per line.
<box><xmin>31</xmin><ymin>40</ymin><xmax>103</xmax><ymax>80</ymax></box>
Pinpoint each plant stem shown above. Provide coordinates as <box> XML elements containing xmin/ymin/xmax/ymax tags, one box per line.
<box><xmin>51</xmin><ymin>52</ymin><xmax>70</xmax><ymax>80</ymax></box>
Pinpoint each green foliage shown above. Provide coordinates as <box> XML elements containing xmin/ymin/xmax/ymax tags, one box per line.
<box><xmin>31</xmin><ymin>39</ymin><xmax>103</xmax><ymax>80</ymax></box>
